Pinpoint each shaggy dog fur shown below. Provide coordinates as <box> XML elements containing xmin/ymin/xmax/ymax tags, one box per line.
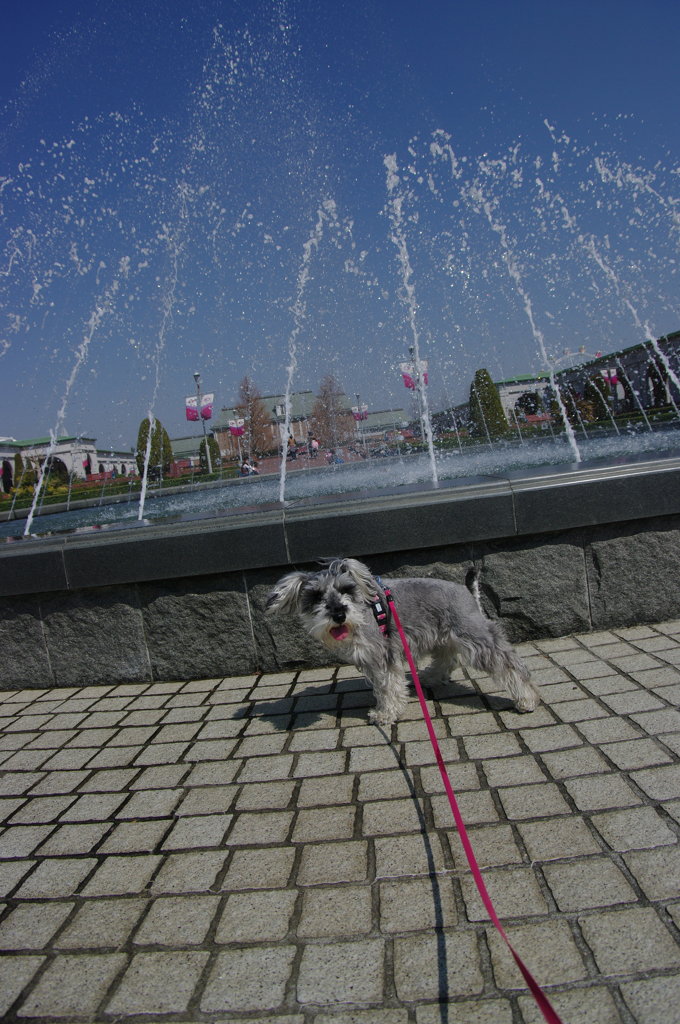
<box><xmin>266</xmin><ymin>557</ymin><xmax>540</xmax><ymax>725</ymax></box>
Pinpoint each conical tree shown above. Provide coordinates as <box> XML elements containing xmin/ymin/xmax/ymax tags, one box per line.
<box><xmin>199</xmin><ymin>436</ymin><xmax>220</xmax><ymax>471</ymax></box>
<box><xmin>135</xmin><ymin>417</ymin><xmax>173</xmax><ymax>475</ymax></box>
<box><xmin>469</xmin><ymin>369</ymin><xmax>507</xmax><ymax>438</ymax></box>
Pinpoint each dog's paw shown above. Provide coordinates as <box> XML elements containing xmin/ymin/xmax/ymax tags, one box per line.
<box><xmin>514</xmin><ymin>692</ymin><xmax>540</xmax><ymax>713</ymax></box>
<box><xmin>368</xmin><ymin>708</ymin><xmax>395</xmax><ymax>727</ymax></box>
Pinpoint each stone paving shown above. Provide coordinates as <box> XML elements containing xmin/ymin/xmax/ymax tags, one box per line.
<box><xmin>1</xmin><ymin>621</ymin><xmax>680</xmax><ymax>1023</ymax></box>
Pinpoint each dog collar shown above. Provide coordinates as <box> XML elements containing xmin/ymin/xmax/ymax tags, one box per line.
<box><xmin>369</xmin><ymin>577</ymin><xmax>392</xmax><ymax>636</ymax></box>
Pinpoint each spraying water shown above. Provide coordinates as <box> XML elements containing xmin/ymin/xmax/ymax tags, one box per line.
<box><xmin>384</xmin><ymin>153</ymin><xmax>439</xmax><ymax>485</ymax></box>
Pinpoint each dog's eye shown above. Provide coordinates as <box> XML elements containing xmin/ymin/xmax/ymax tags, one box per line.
<box><xmin>337</xmin><ymin>582</ymin><xmax>356</xmax><ymax>596</ymax></box>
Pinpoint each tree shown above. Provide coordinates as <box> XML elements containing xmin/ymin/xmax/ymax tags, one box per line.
<box><xmin>236</xmin><ymin>377</ymin><xmax>271</xmax><ymax>457</ymax></box>
<box><xmin>468</xmin><ymin>369</ymin><xmax>507</xmax><ymax>438</ymax></box>
<box><xmin>310</xmin><ymin>375</ymin><xmax>355</xmax><ymax>449</ymax></box>
<box><xmin>135</xmin><ymin>417</ymin><xmax>173</xmax><ymax>476</ymax></box>
<box><xmin>199</xmin><ymin>436</ymin><xmax>220</xmax><ymax>472</ymax></box>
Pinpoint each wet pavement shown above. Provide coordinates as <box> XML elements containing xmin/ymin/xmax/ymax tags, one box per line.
<box><xmin>0</xmin><ymin>620</ymin><xmax>679</xmax><ymax>1023</ymax></box>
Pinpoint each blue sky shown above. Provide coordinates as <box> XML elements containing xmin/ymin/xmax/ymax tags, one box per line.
<box><xmin>1</xmin><ymin>0</ymin><xmax>679</xmax><ymax>448</ymax></box>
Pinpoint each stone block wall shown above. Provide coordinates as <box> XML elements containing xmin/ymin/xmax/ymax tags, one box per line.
<box><xmin>1</xmin><ymin>512</ymin><xmax>679</xmax><ymax>691</ymax></box>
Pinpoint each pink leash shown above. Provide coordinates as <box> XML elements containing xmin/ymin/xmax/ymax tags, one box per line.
<box><xmin>382</xmin><ymin>586</ymin><xmax>564</xmax><ymax>1024</ymax></box>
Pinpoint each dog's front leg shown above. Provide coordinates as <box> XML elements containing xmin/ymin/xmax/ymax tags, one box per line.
<box><xmin>366</xmin><ymin>667</ymin><xmax>409</xmax><ymax>726</ymax></box>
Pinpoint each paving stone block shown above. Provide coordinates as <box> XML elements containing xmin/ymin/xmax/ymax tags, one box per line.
<box><xmin>184</xmin><ymin>759</ymin><xmax>241</xmax><ymax>786</ymax></box>
<box><xmin>374</xmin><ymin>834</ymin><xmax>445</xmax><ymax>879</ymax></box>
<box><xmin>106</xmin><ymin>950</ymin><xmax>209</xmax><ymax>1015</ymax></box>
<box><xmin>226</xmin><ymin>809</ymin><xmax>293</xmax><ymax>846</ymax></box>
<box><xmin>487</xmin><ymin>919</ymin><xmax>588</xmax><ymax>988</ymax></box>
<box><xmin>0</xmin><ymin>824</ymin><xmax>55</xmax><ymax>858</ymax></box>
<box><xmin>579</xmin><ymin>906</ymin><xmax>680</xmax><ymax>974</ymax></box>
<box><xmin>202</xmin><ymin>946</ymin><xmax>296</xmax><ymax>1012</ymax></box>
<box><xmin>393</xmin><ymin>930</ymin><xmax>482</xmax><ymax>1001</ymax></box>
<box><xmin>129</xmin><ymin>763</ymin><xmax>191</xmax><ymax>789</ymax></box>
<box><xmin>602</xmin><ymin>737</ymin><xmax>667</xmax><ymax>770</ymax></box>
<box><xmin>564</xmin><ymin>774</ymin><xmax>642</xmax><ymax>811</ymax></box>
<box><xmin>10</xmin><ymin>794</ymin><xmax>76</xmax><ymax>824</ymax></box>
<box><xmin>518</xmin><ymin>985</ymin><xmax>622</xmax><ymax>1024</ymax></box>
<box><xmin>216</xmin><ymin>888</ymin><xmax>297</xmax><ymax>943</ymax></box>
<box><xmin>0</xmin><ymin>859</ymin><xmax>35</xmax><ymax>896</ymax></box>
<box><xmin>519</xmin><ymin>724</ymin><xmax>581</xmax><ymax>752</ymax></box>
<box><xmin>482</xmin><ymin>755</ymin><xmax>547</xmax><ymax>787</ymax></box>
<box><xmin>461</xmin><ymin>866</ymin><xmax>549</xmax><ymax>921</ymax></box>
<box><xmin>417</xmin><ymin>1001</ymin><xmax>513</xmax><ymax>1023</ymax></box>
<box><xmin>99</xmin><ymin>818</ymin><xmax>172</xmax><ymax>853</ymax></box>
<box><xmin>18</xmin><ymin>952</ymin><xmax>126</xmax><ymax>1018</ymax></box>
<box><xmin>294</xmin><ymin>750</ymin><xmax>347</xmax><ymax>777</ymax></box>
<box><xmin>151</xmin><ymin>850</ymin><xmax>227</xmax><ymax>893</ymax></box>
<box><xmin>0</xmin><ymin>901</ymin><xmax>73</xmax><ymax>949</ymax></box>
<box><xmin>16</xmin><ymin>856</ymin><xmax>96</xmax><ymax>898</ymax></box>
<box><xmin>379</xmin><ymin>875</ymin><xmax>457</xmax><ymax>933</ymax></box>
<box><xmin>79</xmin><ymin>767</ymin><xmax>139</xmax><ymax>791</ymax></box>
<box><xmin>432</xmin><ymin>789</ymin><xmax>499</xmax><ymax>827</ymax></box>
<box><xmin>319</xmin><ymin>1012</ymin><xmax>408</xmax><ymax>1024</ymax></box>
<box><xmin>237</xmin><ymin>754</ymin><xmax>294</xmax><ymax>782</ymax></box>
<box><xmin>543</xmin><ymin>856</ymin><xmax>637</xmax><ymax>911</ymax></box>
<box><xmin>81</xmin><ymin>854</ymin><xmax>162</xmax><ymax>896</ymax></box>
<box><xmin>516</xmin><ymin>818</ymin><xmax>602</xmax><ymax>862</ymax></box>
<box><xmin>237</xmin><ymin>779</ymin><xmax>296</xmax><ymax>810</ymax></box>
<box><xmin>292</xmin><ymin>804</ymin><xmax>356</xmax><ymax>842</ymax></box>
<box><xmin>0</xmin><ymin>955</ymin><xmax>45</xmax><ymax>1016</ymax></box>
<box><xmin>133</xmin><ymin>893</ymin><xmax>219</xmax><ymax>945</ymax></box>
<box><xmin>540</xmin><ymin>745</ymin><xmax>610</xmax><ymax>778</ymax></box>
<box><xmin>630</xmin><ymin>763</ymin><xmax>680</xmax><ymax>800</ymax></box>
<box><xmin>162</xmin><ymin>813</ymin><xmax>232</xmax><ymax>850</ymax></box>
<box><xmin>420</xmin><ymin>761</ymin><xmax>480</xmax><ymax>794</ymax></box>
<box><xmin>623</xmin><ymin>844</ymin><xmax>680</xmax><ymax>900</ymax></box>
<box><xmin>297</xmin><ymin>840</ymin><xmax>368</xmax><ymax>886</ymax></box>
<box><xmin>297</xmin><ymin>884</ymin><xmax>372</xmax><ymax>938</ymax></box>
<box><xmin>403</xmin><ymin>738</ymin><xmax>462</xmax><ymax>766</ymax></box>
<box><xmin>55</xmin><ymin>897</ymin><xmax>147</xmax><ymax>948</ymax></box>
<box><xmin>60</xmin><ymin>792</ymin><xmax>127</xmax><ymax>821</ymax></box>
<box><xmin>220</xmin><ymin>847</ymin><xmax>294</xmax><ymax>890</ymax></box>
<box><xmin>349</xmin><ymin>746</ymin><xmax>402</xmax><ymax>773</ymax></box>
<box><xmin>362</xmin><ymin>797</ymin><xmax>425</xmax><ymax>837</ymax></box>
<box><xmin>297</xmin><ymin>937</ymin><xmax>384</xmax><ymax>1005</ymax></box>
<box><xmin>497</xmin><ymin>782</ymin><xmax>571</xmax><ymax>820</ymax></box>
<box><xmin>176</xmin><ymin>784</ymin><xmax>236</xmax><ymax>816</ymax></box>
<box><xmin>236</xmin><ymin>733</ymin><xmax>289</xmax><ymax>757</ymax></box>
<box><xmin>620</xmin><ymin>975</ymin><xmax>680</xmax><ymax>1024</ymax></box>
<box><xmin>448</xmin><ymin>823</ymin><xmax>524</xmax><ymax>870</ymax></box>
<box><xmin>37</xmin><ymin>822</ymin><xmax>109</xmax><ymax>856</ymax></box>
<box><xmin>591</xmin><ymin>806</ymin><xmax>676</xmax><ymax>852</ymax></box>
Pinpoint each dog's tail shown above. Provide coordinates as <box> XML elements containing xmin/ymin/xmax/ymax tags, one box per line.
<box><xmin>465</xmin><ymin>566</ymin><xmax>484</xmax><ymax>615</ymax></box>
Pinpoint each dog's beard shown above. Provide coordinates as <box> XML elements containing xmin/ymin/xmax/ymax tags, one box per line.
<box><xmin>301</xmin><ymin>608</ymin><xmax>359</xmax><ymax>649</ymax></box>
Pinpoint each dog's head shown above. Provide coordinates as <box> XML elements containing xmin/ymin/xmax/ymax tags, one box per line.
<box><xmin>265</xmin><ymin>557</ymin><xmax>377</xmax><ymax>648</ymax></box>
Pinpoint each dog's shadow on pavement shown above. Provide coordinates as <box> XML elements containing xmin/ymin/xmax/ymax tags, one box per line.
<box><xmin>249</xmin><ymin>678</ymin><xmax>516</xmax><ymax>732</ymax></box>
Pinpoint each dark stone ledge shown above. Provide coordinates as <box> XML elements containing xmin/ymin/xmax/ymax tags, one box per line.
<box><xmin>0</xmin><ymin>452</ymin><xmax>679</xmax><ymax>598</ymax></box>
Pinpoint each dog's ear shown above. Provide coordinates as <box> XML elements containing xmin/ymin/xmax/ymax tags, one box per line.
<box><xmin>338</xmin><ymin>558</ymin><xmax>376</xmax><ymax>599</ymax></box>
<box><xmin>265</xmin><ymin>571</ymin><xmax>310</xmax><ymax>616</ymax></box>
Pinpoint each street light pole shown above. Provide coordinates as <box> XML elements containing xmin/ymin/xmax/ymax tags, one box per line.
<box><xmin>193</xmin><ymin>372</ymin><xmax>213</xmax><ymax>474</ymax></box>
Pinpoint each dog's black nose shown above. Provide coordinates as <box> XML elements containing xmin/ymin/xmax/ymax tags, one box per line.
<box><xmin>332</xmin><ymin>610</ymin><xmax>346</xmax><ymax>624</ymax></box>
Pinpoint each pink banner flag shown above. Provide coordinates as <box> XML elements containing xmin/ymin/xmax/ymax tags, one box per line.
<box><xmin>185</xmin><ymin>396</ymin><xmax>199</xmax><ymax>421</ymax></box>
<box><xmin>200</xmin><ymin>393</ymin><xmax>214</xmax><ymax>420</ymax></box>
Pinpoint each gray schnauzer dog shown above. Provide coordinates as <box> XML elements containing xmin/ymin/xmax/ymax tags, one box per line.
<box><xmin>266</xmin><ymin>557</ymin><xmax>540</xmax><ymax>725</ymax></box>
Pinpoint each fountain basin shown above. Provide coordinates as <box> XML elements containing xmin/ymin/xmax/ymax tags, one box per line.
<box><xmin>1</xmin><ymin>452</ymin><xmax>679</xmax><ymax>690</ymax></box>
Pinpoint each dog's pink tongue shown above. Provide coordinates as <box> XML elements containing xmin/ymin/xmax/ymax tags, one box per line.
<box><xmin>330</xmin><ymin>624</ymin><xmax>349</xmax><ymax>640</ymax></box>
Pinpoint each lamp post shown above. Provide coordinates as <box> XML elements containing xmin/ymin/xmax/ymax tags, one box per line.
<box><xmin>193</xmin><ymin>372</ymin><xmax>213</xmax><ymax>474</ymax></box>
